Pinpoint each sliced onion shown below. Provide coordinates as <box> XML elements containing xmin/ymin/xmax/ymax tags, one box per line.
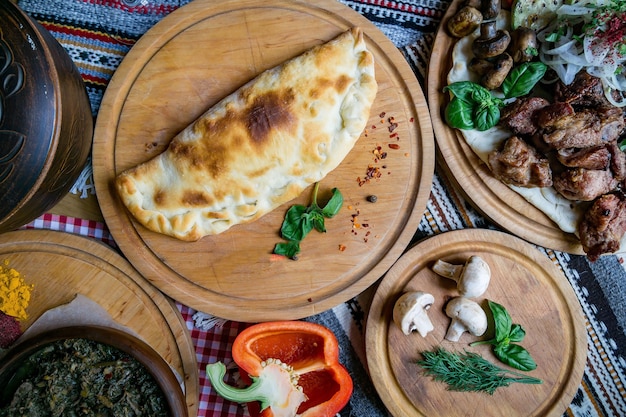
<box><xmin>538</xmin><ymin>2</ymin><xmax>626</xmax><ymax>105</ymax></box>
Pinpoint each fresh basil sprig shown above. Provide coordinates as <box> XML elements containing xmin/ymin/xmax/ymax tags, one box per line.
<box><xmin>273</xmin><ymin>183</ymin><xmax>343</xmax><ymax>259</ymax></box>
<box><xmin>444</xmin><ymin>61</ymin><xmax>548</xmax><ymax>132</ymax></box>
<box><xmin>444</xmin><ymin>81</ymin><xmax>503</xmax><ymax>132</ymax></box>
<box><xmin>470</xmin><ymin>300</ymin><xmax>537</xmax><ymax>372</ymax></box>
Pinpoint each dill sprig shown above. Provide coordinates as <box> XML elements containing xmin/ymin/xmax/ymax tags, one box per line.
<box><xmin>416</xmin><ymin>348</ymin><xmax>543</xmax><ymax>395</ymax></box>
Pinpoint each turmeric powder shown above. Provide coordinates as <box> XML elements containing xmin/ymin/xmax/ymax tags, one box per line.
<box><xmin>0</xmin><ymin>261</ymin><xmax>33</xmax><ymax>321</ymax></box>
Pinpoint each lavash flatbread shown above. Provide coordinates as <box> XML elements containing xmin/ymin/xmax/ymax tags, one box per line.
<box><xmin>115</xmin><ymin>27</ymin><xmax>377</xmax><ymax>241</ymax></box>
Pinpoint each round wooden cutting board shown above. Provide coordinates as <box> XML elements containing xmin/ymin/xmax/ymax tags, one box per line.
<box><xmin>92</xmin><ymin>0</ymin><xmax>434</xmax><ymax>321</ymax></box>
<box><xmin>365</xmin><ymin>229</ymin><xmax>587</xmax><ymax>417</ymax></box>
<box><xmin>427</xmin><ymin>0</ymin><xmax>584</xmax><ymax>255</ymax></box>
<box><xmin>0</xmin><ymin>230</ymin><xmax>199</xmax><ymax>416</ymax></box>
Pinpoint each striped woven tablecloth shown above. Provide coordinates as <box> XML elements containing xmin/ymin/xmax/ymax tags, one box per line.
<box><xmin>15</xmin><ymin>1</ymin><xmax>626</xmax><ymax>416</ymax></box>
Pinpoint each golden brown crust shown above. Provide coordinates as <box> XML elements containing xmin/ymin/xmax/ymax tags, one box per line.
<box><xmin>115</xmin><ymin>27</ymin><xmax>377</xmax><ymax>241</ymax></box>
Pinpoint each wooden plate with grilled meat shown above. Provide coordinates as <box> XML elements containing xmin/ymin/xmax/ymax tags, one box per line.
<box><xmin>428</xmin><ymin>0</ymin><xmax>595</xmax><ymax>255</ymax></box>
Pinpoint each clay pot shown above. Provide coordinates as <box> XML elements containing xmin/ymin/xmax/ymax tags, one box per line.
<box><xmin>0</xmin><ymin>2</ymin><xmax>93</xmax><ymax>232</ymax></box>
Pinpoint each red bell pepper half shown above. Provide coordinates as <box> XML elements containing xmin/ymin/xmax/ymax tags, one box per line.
<box><xmin>206</xmin><ymin>320</ymin><xmax>353</xmax><ymax>417</ymax></box>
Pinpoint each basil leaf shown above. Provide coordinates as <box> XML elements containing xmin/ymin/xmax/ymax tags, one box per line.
<box><xmin>273</xmin><ymin>240</ymin><xmax>301</xmax><ymax>259</ymax></box>
<box><xmin>494</xmin><ymin>344</ymin><xmax>537</xmax><ymax>371</ymax></box>
<box><xmin>445</xmin><ymin>97</ymin><xmax>475</xmax><ymax>130</ymax></box>
<box><xmin>502</xmin><ymin>61</ymin><xmax>548</xmax><ymax>98</ymax></box>
<box><xmin>508</xmin><ymin>324</ymin><xmax>526</xmax><ymax>343</ymax></box>
<box><xmin>321</xmin><ymin>188</ymin><xmax>343</xmax><ymax>218</ymax></box>
<box><xmin>474</xmin><ymin>104</ymin><xmax>500</xmax><ymax>131</ymax></box>
<box><xmin>488</xmin><ymin>301</ymin><xmax>512</xmax><ymax>343</ymax></box>
<box><xmin>471</xmin><ymin>86</ymin><xmax>493</xmax><ymax>103</ymax></box>
<box><xmin>443</xmin><ymin>81</ymin><xmax>480</xmax><ymax>102</ymax></box>
<box><xmin>310</xmin><ymin>211</ymin><xmax>326</xmax><ymax>233</ymax></box>
<box><xmin>280</xmin><ymin>205</ymin><xmax>311</xmax><ymax>242</ymax></box>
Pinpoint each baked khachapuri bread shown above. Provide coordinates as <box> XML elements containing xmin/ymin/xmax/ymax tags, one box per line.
<box><xmin>115</xmin><ymin>27</ymin><xmax>378</xmax><ymax>241</ymax></box>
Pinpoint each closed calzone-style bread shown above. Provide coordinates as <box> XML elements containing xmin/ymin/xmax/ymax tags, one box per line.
<box><xmin>115</xmin><ymin>27</ymin><xmax>378</xmax><ymax>241</ymax></box>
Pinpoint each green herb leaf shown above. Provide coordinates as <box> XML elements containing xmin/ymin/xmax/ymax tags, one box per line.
<box><xmin>321</xmin><ymin>188</ymin><xmax>343</xmax><ymax>218</ymax></box>
<box><xmin>273</xmin><ymin>240</ymin><xmax>301</xmax><ymax>259</ymax></box>
<box><xmin>280</xmin><ymin>205</ymin><xmax>311</xmax><ymax>242</ymax></box>
<box><xmin>273</xmin><ymin>183</ymin><xmax>343</xmax><ymax>259</ymax></box>
<box><xmin>494</xmin><ymin>344</ymin><xmax>537</xmax><ymax>372</ymax></box>
<box><xmin>470</xmin><ymin>300</ymin><xmax>537</xmax><ymax>372</ymax></box>
<box><xmin>501</xmin><ymin>61</ymin><xmax>548</xmax><ymax>98</ymax></box>
<box><xmin>445</xmin><ymin>97</ymin><xmax>475</xmax><ymax>130</ymax></box>
<box><xmin>489</xmin><ymin>300</ymin><xmax>513</xmax><ymax>343</ymax></box>
<box><xmin>310</xmin><ymin>211</ymin><xmax>326</xmax><ymax>233</ymax></box>
<box><xmin>474</xmin><ymin>104</ymin><xmax>501</xmax><ymax>131</ymax></box>
<box><xmin>443</xmin><ymin>81</ymin><xmax>481</xmax><ymax>102</ymax></box>
<box><xmin>508</xmin><ymin>324</ymin><xmax>526</xmax><ymax>343</ymax></box>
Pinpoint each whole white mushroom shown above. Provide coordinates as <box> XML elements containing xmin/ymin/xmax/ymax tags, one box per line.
<box><xmin>392</xmin><ymin>291</ymin><xmax>435</xmax><ymax>337</ymax></box>
<box><xmin>444</xmin><ymin>297</ymin><xmax>488</xmax><ymax>342</ymax></box>
<box><xmin>432</xmin><ymin>256</ymin><xmax>491</xmax><ymax>298</ymax></box>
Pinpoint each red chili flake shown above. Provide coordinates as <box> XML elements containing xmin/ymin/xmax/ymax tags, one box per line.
<box><xmin>379</xmin><ymin>111</ymin><xmax>386</xmax><ymax>118</ymax></box>
<box><xmin>338</xmin><ymin>244</ymin><xmax>347</xmax><ymax>252</ymax></box>
<box><xmin>389</xmin><ymin>143</ymin><xmax>400</xmax><ymax>149</ymax></box>
<box><xmin>307</xmin><ymin>298</ymin><xmax>313</xmax><ymax>302</ymax></box>
<box><xmin>389</xmin><ymin>132</ymin><xmax>398</xmax><ymax>139</ymax></box>
<box><xmin>409</xmin><ymin>117</ymin><xmax>414</xmax><ymax>122</ymax></box>
<box><xmin>388</xmin><ymin>122</ymin><xmax>398</xmax><ymax>133</ymax></box>
<box><xmin>371</xmin><ymin>125</ymin><xmax>377</xmax><ymax>129</ymax></box>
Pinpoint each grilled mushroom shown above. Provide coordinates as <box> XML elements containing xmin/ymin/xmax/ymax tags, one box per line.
<box><xmin>447</xmin><ymin>5</ymin><xmax>483</xmax><ymax>38</ymax></box>
<box><xmin>473</xmin><ymin>20</ymin><xmax>511</xmax><ymax>59</ymax></box>
<box><xmin>480</xmin><ymin>0</ymin><xmax>501</xmax><ymax>21</ymax></box>
<box><xmin>482</xmin><ymin>53</ymin><xmax>514</xmax><ymax>89</ymax></box>
<box><xmin>509</xmin><ymin>27</ymin><xmax>538</xmax><ymax>63</ymax></box>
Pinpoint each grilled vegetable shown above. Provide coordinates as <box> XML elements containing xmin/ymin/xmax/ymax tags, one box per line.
<box><xmin>511</xmin><ymin>0</ymin><xmax>563</xmax><ymax>31</ymax></box>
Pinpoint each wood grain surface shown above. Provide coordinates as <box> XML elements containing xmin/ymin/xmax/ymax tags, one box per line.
<box><xmin>365</xmin><ymin>229</ymin><xmax>587</xmax><ymax>417</ymax></box>
<box><xmin>426</xmin><ymin>0</ymin><xmax>584</xmax><ymax>254</ymax></box>
<box><xmin>0</xmin><ymin>230</ymin><xmax>199</xmax><ymax>416</ymax></box>
<box><xmin>92</xmin><ymin>0</ymin><xmax>434</xmax><ymax>321</ymax></box>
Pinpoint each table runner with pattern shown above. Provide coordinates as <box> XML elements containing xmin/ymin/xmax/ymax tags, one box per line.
<box><xmin>15</xmin><ymin>1</ymin><xmax>626</xmax><ymax>416</ymax></box>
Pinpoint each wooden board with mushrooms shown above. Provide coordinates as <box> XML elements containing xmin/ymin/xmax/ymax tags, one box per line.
<box><xmin>365</xmin><ymin>229</ymin><xmax>587</xmax><ymax>417</ymax></box>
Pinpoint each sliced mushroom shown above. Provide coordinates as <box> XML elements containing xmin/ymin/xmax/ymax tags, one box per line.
<box><xmin>432</xmin><ymin>255</ymin><xmax>491</xmax><ymax>298</ymax></box>
<box><xmin>481</xmin><ymin>53</ymin><xmax>513</xmax><ymax>89</ymax></box>
<box><xmin>392</xmin><ymin>291</ymin><xmax>435</xmax><ymax>337</ymax></box>
<box><xmin>444</xmin><ymin>297</ymin><xmax>488</xmax><ymax>342</ymax></box>
<box><xmin>509</xmin><ymin>27</ymin><xmax>538</xmax><ymax>63</ymax></box>
<box><xmin>473</xmin><ymin>21</ymin><xmax>511</xmax><ymax>59</ymax></box>
<box><xmin>447</xmin><ymin>6</ymin><xmax>483</xmax><ymax>38</ymax></box>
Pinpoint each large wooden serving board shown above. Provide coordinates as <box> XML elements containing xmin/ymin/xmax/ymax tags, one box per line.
<box><xmin>0</xmin><ymin>230</ymin><xmax>199</xmax><ymax>416</ymax></box>
<box><xmin>365</xmin><ymin>229</ymin><xmax>587</xmax><ymax>417</ymax></box>
<box><xmin>427</xmin><ymin>0</ymin><xmax>583</xmax><ymax>254</ymax></box>
<box><xmin>92</xmin><ymin>0</ymin><xmax>434</xmax><ymax>321</ymax></box>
